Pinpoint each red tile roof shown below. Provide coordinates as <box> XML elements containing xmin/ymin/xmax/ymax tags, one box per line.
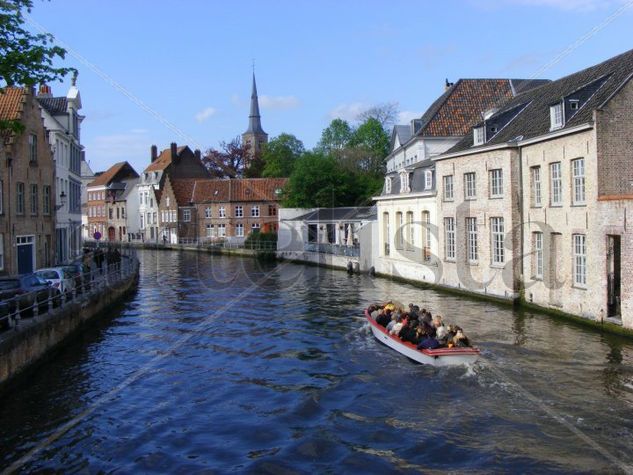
<box><xmin>170</xmin><ymin>178</ymin><xmax>197</xmax><ymax>206</ymax></box>
<box><xmin>419</xmin><ymin>79</ymin><xmax>517</xmax><ymax>137</ymax></box>
<box><xmin>170</xmin><ymin>177</ymin><xmax>288</xmax><ymax>205</ymax></box>
<box><xmin>144</xmin><ymin>146</ymin><xmax>187</xmax><ymax>173</ymax></box>
<box><xmin>192</xmin><ymin>179</ymin><xmax>231</xmax><ymax>202</ymax></box>
<box><xmin>87</xmin><ymin>161</ymin><xmax>139</xmax><ymax>187</ymax></box>
<box><xmin>230</xmin><ymin>178</ymin><xmax>287</xmax><ymax>202</ymax></box>
<box><xmin>0</xmin><ymin>87</ymin><xmax>26</xmax><ymax>121</ymax></box>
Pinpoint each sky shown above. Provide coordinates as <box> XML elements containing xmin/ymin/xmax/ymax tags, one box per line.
<box><xmin>27</xmin><ymin>0</ymin><xmax>633</xmax><ymax>174</ymax></box>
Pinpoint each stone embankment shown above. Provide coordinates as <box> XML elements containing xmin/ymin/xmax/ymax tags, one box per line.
<box><xmin>0</xmin><ymin>257</ymin><xmax>139</xmax><ymax>389</ymax></box>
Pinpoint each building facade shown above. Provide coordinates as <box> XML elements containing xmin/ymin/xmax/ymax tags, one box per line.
<box><xmin>37</xmin><ymin>76</ymin><xmax>84</xmax><ymax>263</ymax></box>
<box><xmin>0</xmin><ymin>87</ymin><xmax>56</xmax><ymax>275</ymax></box>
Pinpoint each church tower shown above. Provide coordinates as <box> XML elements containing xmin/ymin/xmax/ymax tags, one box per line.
<box><xmin>242</xmin><ymin>73</ymin><xmax>268</xmax><ymax>161</ymax></box>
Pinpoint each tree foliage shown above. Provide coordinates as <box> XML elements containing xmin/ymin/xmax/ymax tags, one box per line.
<box><xmin>316</xmin><ymin>118</ymin><xmax>353</xmax><ymax>155</ymax></box>
<box><xmin>202</xmin><ymin>137</ymin><xmax>251</xmax><ymax>178</ymax></box>
<box><xmin>261</xmin><ymin>133</ymin><xmax>304</xmax><ymax>178</ymax></box>
<box><xmin>0</xmin><ymin>0</ymin><xmax>74</xmax><ymax>131</ymax></box>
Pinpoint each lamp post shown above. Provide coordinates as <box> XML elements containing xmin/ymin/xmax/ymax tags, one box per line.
<box><xmin>55</xmin><ymin>191</ymin><xmax>67</xmax><ymax>211</ymax></box>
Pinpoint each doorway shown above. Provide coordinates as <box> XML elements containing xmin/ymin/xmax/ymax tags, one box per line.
<box><xmin>607</xmin><ymin>235</ymin><xmax>621</xmax><ymax>319</ymax></box>
<box><xmin>16</xmin><ymin>235</ymin><xmax>35</xmax><ymax>274</ymax></box>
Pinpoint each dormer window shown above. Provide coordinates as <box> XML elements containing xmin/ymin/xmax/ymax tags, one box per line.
<box><xmin>400</xmin><ymin>171</ymin><xmax>410</xmax><ymax>193</ymax></box>
<box><xmin>569</xmin><ymin>99</ymin><xmax>579</xmax><ymax>111</ymax></box>
<box><xmin>473</xmin><ymin>127</ymin><xmax>485</xmax><ymax>146</ymax></box>
<box><xmin>385</xmin><ymin>177</ymin><xmax>392</xmax><ymax>194</ymax></box>
<box><xmin>550</xmin><ymin>103</ymin><xmax>564</xmax><ymax>130</ymax></box>
<box><xmin>424</xmin><ymin>170</ymin><xmax>433</xmax><ymax>190</ymax></box>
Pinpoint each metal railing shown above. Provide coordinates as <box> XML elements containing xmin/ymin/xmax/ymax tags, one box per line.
<box><xmin>304</xmin><ymin>242</ymin><xmax>360</xmax><ymax>257</ymax></box>
<box><xmin>0</xmin><ymin>255</ymin><xmax>138</xmax><ymax>333</ymax></box>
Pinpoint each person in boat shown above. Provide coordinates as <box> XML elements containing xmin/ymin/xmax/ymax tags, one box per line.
<box><xmin>434</xmin><ymin>316</ymin><xmax>449</xmax><ymax>343</ymax></box>
<box><xmin>452</xmin><ymin>327</ymin><xmax>470</xmax><ymax>347</ymax></box>
<box><xmin>386</xmin><ymin>313</ymin><xmax>398</xmax><ymax>333</ymax></box>
<box><xmin>417</xmin><ymin>332</ymin><xmax>440</xmax><ymax>350</ymax></box>
<box><xmin>390</xmin><ymin>314</ymin><xmax>408</xmax><ymax>336</ymax></box>
<box><xmin>401</xmin><ymin>320</ymin><xmax>420</xmax><ymax>344</ymax></box>
<box><xmin>369</xmin><ymin>304</ymin><xmax>381</xmax><ymax>319</ymax></box>
<box><xmin>376</xmin><ymin>309</ymin><xmax>391</xmax><ymax>327</ymax></box>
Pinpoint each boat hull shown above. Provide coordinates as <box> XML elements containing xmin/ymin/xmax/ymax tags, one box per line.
<box><xmin>366</xmin><ymin>311</ymin><xmax>479</xmax><ymax>367</ymax></box>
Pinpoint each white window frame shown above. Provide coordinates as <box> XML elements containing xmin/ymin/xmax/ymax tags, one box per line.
<box><xmin>424</xmin><ymin>170</ymin><xmax>433</xmax><ymax>190</ymax></box>
<box><xmin>235</xmin><ymin>223</ymin><xmax>244</xmax><ymax>237</ymax></box>
<box><xmin>443</xmin><ymin>175</ymin><xmax>454</xmax><ymax>201</ymax></box>
<box><xmin>406</xmin><ymin>211</ymin><xmax>414</xmax><ymax>250</ymax></box>
<box><xmin>218</xmin><ymin>223</ymin><xmax>226</xmax><ymax>237</ymax></box>
<box><xmin>466</xmin><ymin>217</ymin><xmax>478</xmax><ymax>262</ymax></box>
<box><xmin>251</xmin><ymin>205</ymin><xmax>260</xmax><ymax>217</ymax></box>
<box><xmin>489</xmin><ymin>169</ymin><xmax>503</xmax><ymax>198</ymax></box>
<box><xmin>422</xmin><ymin>211</ymin><xmax>431</xmax><ymax>262</ymax></box>
<box><xmin>28</xmin><ymin>133</ymin><xmax>37</xmax><ymax>162</ymax></box>
<box><xmin>531</xmin><ymin>166</ymin><xmax>542</xmax><ymax>207</ymax></box>
<box><xmin>183</xmin><ymin>209</ymin><xmax>191</xmax><ymax>222</ymax></box>
<box><xmin>573</xmin><ymin>234</ymin><xmax>587</xmax><ymax>287</ymax></box>
<box><xmin>571</xmin><ymin>158</ymin><xmax>586</xmax><ymax>205</ymax></box>
<box><xmin>16</xmin><ymin>182</ymin><xmax>24</xmax><ymax>215</ymax></box>
<box><xmin>533</xmin><ymin>232</ymin><xmax>543</xmax><ymax>279</ymax></box>
<box><xmin>473</xmin><ymin>126</ymin><xmax>485</xmax><ymax>146</ymax></box>
<box><xmin>206</xmin><ymin>224</ymin><xmax>214</xmax><ymax>237</ymax></box>
<box><xmin>550</xmin><ymin>103</ymin><xmax>564</xmax><ymax>130</ymax></box>
<box><xmin>251</xmin><ymin>222</ymin><xmax>260</xmax><ymax>232</ymax></box>
<box><xmin>464</xmin><ymin>172</ymin><xmax>476</xmax><ymax>200</ymax></box>
<box><xmin>399</xmin><ymin>171</ymin><xmax>410</xmax><ymax>193</ymax></box>
<box><xmin>385</xmin><ymin>177</ymin><xmax>392</xmax><ymax>194</ymax></box>
<box><xmin>205</xmin><ymin>207</ymin><xmax>212</xmax><ymax>218</ymax></box>
<box><xmin>219</xmin><ymin>206</ymin><xmax>226</xmax><ymax>218</ymax></box>
<box><xmin>550</xmin><ymin>162</ymin><xmax>562</xmax><ymax>206</ymax></box>
<box><xmin>235</xmin><ymin>205</ymin><xmax>243</xmax><ymax>218</ymax></box>
<box><xmin>444</xmin><ymin>217</ymin><xmax>455</xmax><ymax>261</ymax></box>
<box><xmin>395</xmin><ymin>212</ymin><xmax>404</xmax><ymax>249</ymax></box>
<box><xmin>490</xmin><ymin>217</ymin><xmax>505</xmax><ymax>265</ymax></box>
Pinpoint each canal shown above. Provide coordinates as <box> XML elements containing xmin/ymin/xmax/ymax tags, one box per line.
<box><xmin>1</xmin><ymin>250</ymin><xmax>633</xmax><ymax>473</ymax></box>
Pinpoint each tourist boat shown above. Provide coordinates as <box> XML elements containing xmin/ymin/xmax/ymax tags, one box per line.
<box><xmin>365</xmin><ymin>309</ymin><xmax>480</xmax><ymax>367</ymax></box>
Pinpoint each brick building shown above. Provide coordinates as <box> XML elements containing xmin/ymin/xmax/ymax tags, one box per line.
<box><xmin>0</xmin><ymin>87</ymin><xmax>57</xmax><ymax>275</ymax></box>
<box><xmin>158</xmin><ymin>177</ymin><xmax>286</xmax><ymax>244</ymax></box>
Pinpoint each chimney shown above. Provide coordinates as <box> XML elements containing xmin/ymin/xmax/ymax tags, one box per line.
<box><xmin>194</xmin><ymin>149</ymin><xmax>201</xmax><ymax>161</ymax></box>
<box><xmin>151</xmin><ymin>145</ymin><xmax>158</xmax><ymax>162</ymax></box>
<box><xmin>170</xmin><ymin>142</ymin><xmax>178</xmax><ymax>161</ymax></box>
<box><xmin>445</xmin><ymin>78</ymin><xmax>454</xmax><ymax>91</ymax></box>
<box><xmin>38</xmin><ymin>84</ymin><xmax>52</xmax><ymax>98</ymax></box>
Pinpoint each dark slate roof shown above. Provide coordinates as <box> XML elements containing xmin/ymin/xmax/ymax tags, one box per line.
<box><xmin>292</xmin><ymin>206</ymin><xmax>376</xmax><ymax>222</ymax></box>
<box><xmin>447</xmin><ymin>49</ymin><xmax>633</xmax><ymax>154</ymax></box>
<box><xmin>37</xmin><ymin>97</ymin><xmax>68</xmax><ymax>115</ymax></box>
<box><xmin>383</xmin><ymin>160</ymin><xmax>435</xmax><ymax>195</ymax></box>
<box><xmin>392</xmin><ymin>125</ymin><xmax>412</xmax><ymax>147</ymax></box>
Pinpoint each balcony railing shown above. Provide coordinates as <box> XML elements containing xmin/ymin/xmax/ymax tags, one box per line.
<box><xmin>304</xmin><ymin>242</ymin><xmax>360</xmax><ymax>257</ymax></box>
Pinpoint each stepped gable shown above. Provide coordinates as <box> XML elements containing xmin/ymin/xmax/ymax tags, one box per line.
<box><xmin>0</xmin><ymin>87</ymin><xmax>26</xmax><ymax>121</ymax></box>
<box><xmin>448</xmin><ymin>48</ymin><xmax>633</xmax><ymax>154</ymax></box>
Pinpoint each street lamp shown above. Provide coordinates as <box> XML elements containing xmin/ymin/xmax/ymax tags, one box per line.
<box><xmin>55</xmin><ymin>191</ymin><xmax>67</xmax><ymax>211</ymax></box>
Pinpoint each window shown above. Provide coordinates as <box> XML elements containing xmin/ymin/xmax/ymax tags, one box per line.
<box><xmin>382</xmin><ymin>212</ymin><xmax>390</xmax><ymax>256</ymax></box>
<box><xmin>569</xmin><ymin>99</ymin><xmax>579</xmax><ymax>111</ymax></box>
<box><xmin>166</xmin><ymin>197</ymin><xmax>170</xmax><ymax>207</ymax></box>
<box><xmin>466</xmin><ymin>217</ymin><xmax>478</xmax><ymax>262</ymax></box>
<box><xmin>205</xmin><ymin>207</ymin><xmax>212</xmax><ymax>218</ymax></box>
<box><xmin>489</xmin><ymin>169</ymin><xmax>503</xmax><ymax>197</ymax></box>
<box><xmin>533</xmin><ymin>232</ymin><xmax>543</xmax><ymax>279</ymax></box>
<box><xmin>0</xmin><ymin>234</ymin><xmax>3</xmax><ymax>270</ymax></box>
<box><xmin>140</xmin><ymin>214</ymin><xmax>144</xmax><ymax>229</ymax></box>
<box><xmin>400</xmin><ymin>172</ymin><xmax>410</xmax><ymax>193</ymax></box>
<box><xmin>444</xmin><ymin>218</ymin><xmax>456</xmax><ymax>260</ymax></box>
<box><xmin>235</xmin><ymin>223</ymin><xmax>244</xmax><ymax>237</ymax></box>
<box><xmin>16</xmin><ymin>182</ymin><xmax>24</xmax><ymax>214</ymax></box>
<box><xmin>473</xmin><ymin>126</ymin><xmax>485</xmax><ymax>146</ymax></box>
<box><xmin>109</xmin><ymin>208</ymin><xmax>113</xmax><ymax>220</ymax></box>
<box><xmin>218</xmin><ymin>223</ymin><xmax>226</xmax><ymax>237</ymax></box>
<box><xmin>235</xmin><ymin>206</ymin><xmax>243</xmax><ymax>218</ymax></box>
<box><xmin>251</xmin><ymin>223</ymin><xmax>260</xmax><ymax>233</ymax></box>
<box><xmin>571</xmin><ymin>158</ymin><xmax>585</xmax><ymax>205</ymax></box>
<box><xmin>153</xmin><ymin>212</ymin><xmax>157</xmax><ymax>225</ymax></box>
<box><xmin>422</xmin><ymin>211</ymin><xmax>431</xmax><ymax>262</ymax></box>
<box><xmin>29</xmin><ymin>184</ymin><xmax>38</xmax><ymax>215</ymax></box>
<box><xmin>269</xmin><ymin>205</ymin><xmax>277</xmax><ymax>216</ymax></box>
<box><xmin>406</xmin><ymin>211</ymin><xmax>414</xmax><ymax>249</ymax></box>
<box><xmin>219</xmin><ymin>206</ymin><xmax>226</xmax><ymax>218</ymax></box>
<box><xmin>395</xmin><ymin>212</ymin><xmax>404</xmax><ymax>249</ymax></box>
<box><xmin>531</xmin><ymin>166</ymin><xmax>542</xmax><ymax>207</ymax></box>
<box><xmin>206</xmin><ymin>224</ymin><xmax>214</xmax><ymax>237</ymax></box>
<box><xmin>464</xmin><ymin>172</ymin><xmax>476</xmax><ymax>199</ymax></box>
<box><xmin>183</xmin><ymin>209</ymin><xmax>191</xmax><ymax>222</ymax></box>
<box><xmin>116</xmin><ymin>207</ymin><xmax>120</xmax><ymax>219</ymax></box>
<box><xmin>251</xmin><ymin>205</ymin><xmax>260</xmax><ymax>217</ymax></box>
<box><xmin>550</xmin><ymin>103</ymin><xmax>564</xmax><ymax>129</ymax></box>
<box><xmin>28</xmin><ymin>134</ymin><xmax>37</xmax><ymax>162</ymax></box>
<box><xmin>122</xmin><ymin>208</ymin><xmax>126</xmax><ymax>219</ymax></box>
<box><xmin>170</xmin><ymin>210</ymin><xmax>176</xmax><ymax>222</ymax></box>
<box><xmin>490</xmin><ymin>217</ymin><xmax>505</xmax><ymax>265</ymax></box>
<box><xmin>425</xmin><ymin>170</ymin><xmax>433</xmax><ymax>190</ymax></box>
<box><xmin>550</xmin><ymin>162</ymin><xmax>562</xmax><ymax>206</ymax></box>
<box><xmin>443</xmin><ymin>175</ymin><xmax>454</xmax><ymax>201</ymax></box>
<box><xmin>385</xmin><ymin>177</ymin><xmax>392</xmax><ymax>194</ymax></box>
<box><xmin>573</xmin><ymin>234</ymin><xmax>587</xmax><ymax>287</ymax></box>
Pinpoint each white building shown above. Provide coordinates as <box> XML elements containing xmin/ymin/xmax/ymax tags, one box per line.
<box><xmin>37</xmin><ymin>76</ymin><xmax>84</xmax><ymax>263</ymax></box>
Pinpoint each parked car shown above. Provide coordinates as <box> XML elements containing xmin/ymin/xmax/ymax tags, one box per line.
<box><xmin>0</xmin><ymin>274</ymin><xmax>60</xmax><ymax>319</ymax></box>
<box><xmin>34</xmin><ymin>267</ymin><xmax>76</xmax><ymax>296</ymax></box>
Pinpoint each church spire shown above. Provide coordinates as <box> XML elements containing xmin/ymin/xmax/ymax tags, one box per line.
<box><xmin>244</xmin><ymin>73</ymin><xmax>266</xmax><ymax>135</ymax></box>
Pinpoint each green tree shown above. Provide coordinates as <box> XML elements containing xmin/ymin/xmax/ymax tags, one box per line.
<box><xmin>0</xmin><ymin>0</ymin><xmax>74</xmax><ymax>131</ymax></box>
<box><xmin>261</xmin><ymin>133</ymin><xmax>304</xmax><ymax>178</ymax></box>
<box><xmin>316</xmin><ymin>118</ymin><xmax>353</xmax><ymax>155</ymax></box>
<box><xmin>347</xmin><ymin>117</ymin><xmax>390</xmax><ymax>176</ymax></box>
<box><xmin>283</xmin><ymin>152</ymin><xmax>357</xmax><ymax>208</ymax></box>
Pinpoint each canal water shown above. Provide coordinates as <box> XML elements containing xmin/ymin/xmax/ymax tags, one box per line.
<box><xmin>1</xmin><ymin>250</ymin><xmax>633</xmax><ymax>473</ymax></box>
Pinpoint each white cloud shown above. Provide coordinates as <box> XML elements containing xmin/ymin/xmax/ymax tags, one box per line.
<box><xmin>259</xmin><ymin>95</ymin><xmax>300</xmax><ymax>110</ymax></box>
<box><xmin>194</xmin><ymin>107</ymin><xmax>217</xmax><ymax>123</ymax></box>
<box><xmin>397</xmin><ymin>111</ymin><xmax>422</xmax><ymax>124</ymax></box>
<box><xmin>328</xmin><ymin>102</ymin><xmax>369</xmax><ymax>122</ymax></box>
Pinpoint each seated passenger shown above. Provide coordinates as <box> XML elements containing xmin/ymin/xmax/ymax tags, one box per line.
<box><xmin>452</xmin><ymin>327</ymin><xmax>471</xmax><ymax>347</ymax></box>
<box><xmin>399</xmin><ymin>320</ymin><xmax>417</xmax><ymax>343</ymax></box>
<box><xmin>376</xmin><ymin>309</ymin><xmax>391</xmax><ymax>327</ymax></box>
<box><xmin>390</xmin><ymin>315</ymin><xmax>406</xmax><ymax>336</ymax></box>
<box><xmin>386</xmin><ymin>314</ymin><xmax>398</xmax><ymax>333</ymax></box>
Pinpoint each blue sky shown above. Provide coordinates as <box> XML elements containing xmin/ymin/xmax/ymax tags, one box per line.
<box><xmin>28</xmin><ymin>0</ymin><xmax>632</xmax><ymax>174</ymax></box>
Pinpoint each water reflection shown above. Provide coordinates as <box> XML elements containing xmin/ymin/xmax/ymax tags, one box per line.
<box><xmin>0</xmin><ymin>250</ymin><xmax>632</xmax><ymax>473</ymax></box>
